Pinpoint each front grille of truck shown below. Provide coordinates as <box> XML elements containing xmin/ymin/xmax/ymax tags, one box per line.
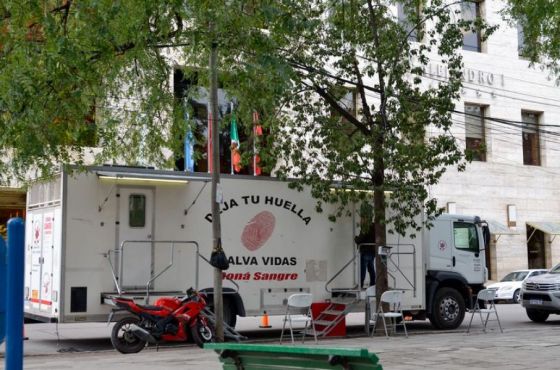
<box><xmin>524</xmin><ymin>282</ymin><xmax>560</xmax><ymax>291</ymax></box>
<box><xmin>522</xmin><ymin>293</ymin><xmax>552</xmax><ymax>301</ymax></box>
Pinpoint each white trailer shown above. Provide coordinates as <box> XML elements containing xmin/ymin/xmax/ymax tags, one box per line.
<box><xmin>24</xmin><ymin>166</ymin><xmax>488</xmax><ymax>330</ymax></box>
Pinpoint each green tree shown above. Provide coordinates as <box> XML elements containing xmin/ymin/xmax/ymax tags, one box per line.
<box><xmin>504</xmin><ymin>0</ymin><xmax>560</xmax><ymax>76</ymax></box>
<box><xmin>0</xmin><ymin>1</ymin><xmax>198</xmax><ymax>183</ymax></box>
<box><xmin>251</xmin><ymin>0</ymin><xmax>494</xmax><ymax>308</ymax></box>
<box><xmin>0</xmin><ymin>0</ymin><xmax>493</xmax><ymax>329</ymax></box>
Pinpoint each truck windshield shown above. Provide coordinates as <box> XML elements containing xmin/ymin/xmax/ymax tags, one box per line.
<box><xmin>501</xmin><ymin>271</ymin><xmax>528</xmax><ymax>282</ymax></box>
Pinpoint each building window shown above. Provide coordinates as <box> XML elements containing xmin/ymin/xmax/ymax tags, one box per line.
<box><xmin>397</xmin><ymin>2</ymin><xmax>418</xmax><ymax>42</ymax></box>
<box><xmin>522</xmin><ymin>111</ymin><xmax>541</xmax><ymax>166</ymax></box>
<box><xmin>461</xmin><ymin>1</ymin><xmax>482</xmax><ymax>52</ymax></box>
<box><xmin>517</xmin><ymin>22</ymin><xmax>526</xmax><ymax>58</ymax></box>
<box><xmin>464</xmin><ymin>104</ymin><xmax>486</xmax><ymax>162</ymax></box>
<box><xmin>330</xmin><ymin>88</ymin><xmax>357</xmax><ymax>122</ymax></box>
<box><xmin>327</xmin><ymin>87</ymin><xmax>359</xmax><ymax>141</ymax></box>
<box><xmin>129</xmin><ymin>194</ymin><xmax>146</xmax><ymax>228</ymax></box>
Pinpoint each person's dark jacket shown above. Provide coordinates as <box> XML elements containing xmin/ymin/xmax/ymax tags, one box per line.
<box><xmin>355</xmin><ymin>228</ymin><xmax>376</xmax><ymax>255</ymax></box>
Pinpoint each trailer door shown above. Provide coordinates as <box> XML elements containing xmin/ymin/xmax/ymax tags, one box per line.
<box><xmin>29</xmin><ymin>213</ymin><xmax>43</xmax><ymax>310</ymax></box>
<box><xmin>27</xmin><ymin>210</ymin><xmax>56</xmax><ymax>313</ymax></box>
<box><xmin>118</xmin><ymin>187</ymin><xmax>154</xmax><ymax>289</ymax></box>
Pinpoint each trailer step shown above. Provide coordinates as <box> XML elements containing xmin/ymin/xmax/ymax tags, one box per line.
<box><xmin>321</xmin><ymin>309</ymin><xmax>346</xmax><ymax>315</ymax></box>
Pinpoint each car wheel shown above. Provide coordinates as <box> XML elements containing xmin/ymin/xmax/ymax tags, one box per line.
<box><xmin>512</xmin><ymin>289</ymin><xmax>521</xmax><ymax>304</ymax></box>
<box><xmin>526</xmin><ymin>308</ymin><xmax>549</xmax><ymax>323</ymax></box>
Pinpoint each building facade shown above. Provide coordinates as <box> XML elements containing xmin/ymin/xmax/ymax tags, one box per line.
<box><xmin>427</xmin><ymin>1</ymin><xmax>560</xmax><ymax>280</ymax></box>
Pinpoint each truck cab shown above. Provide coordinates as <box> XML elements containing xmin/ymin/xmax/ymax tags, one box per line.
<box><xmin>424</xmin><ymin>214</ymin><xmax>488</xmax><ymax>329</ymax></box>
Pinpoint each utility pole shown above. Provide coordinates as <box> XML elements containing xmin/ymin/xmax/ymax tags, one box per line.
<box><xmin>210</xmin><ymin>40</ymin><xmax>224</xmax><ymax>342</ymax></box>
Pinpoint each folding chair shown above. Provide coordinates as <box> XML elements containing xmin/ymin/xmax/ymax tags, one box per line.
<box><xmin>467</xmin><ymin>288</ymin><xmax>503</xmax><ymax>333</ymax></box>
<box><xmin>371</xmin><ymin>290</ymin><xmax>408</xmax><ymax>338</ymax></box>
<box><xmin>280</xmin><ymin>293</ymin><xmax>318</xmax><ymax>344</ymax></box>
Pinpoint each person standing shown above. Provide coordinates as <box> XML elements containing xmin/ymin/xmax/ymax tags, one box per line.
<box><xmin>355</xmin><ymin>203</ymin><xmax>376</xmax><ymax>289</ymax></box>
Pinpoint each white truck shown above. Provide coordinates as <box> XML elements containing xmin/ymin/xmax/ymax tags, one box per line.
<box><xmin>24</xmin><ymin>165</ymin><xmax>489</xmax><ymax>330</ymax></box>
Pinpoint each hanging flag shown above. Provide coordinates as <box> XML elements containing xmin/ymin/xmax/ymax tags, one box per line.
<box><xmin>230</xmin><ymin>104</ymin><xmax>241</xmax><ymax>174</ymax></box>
<box><xmin>253</xmin><ymin>111</ymin><xmax>263</xmax><ymax>176</ymax></box>
<box><xmin>184</xmin><ymin>111</ymin><xmax>194</xmax><ymax>172</ymax></box>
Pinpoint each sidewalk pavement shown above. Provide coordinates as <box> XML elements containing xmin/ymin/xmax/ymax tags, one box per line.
<box><xmin>3</xmin><ymin>306</ymin><xmax>560</xmax><ymax>369</ymax></box>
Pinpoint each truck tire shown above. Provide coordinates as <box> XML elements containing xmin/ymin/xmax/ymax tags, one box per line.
<box><xmin>429</xmin><ymin>287</ymin><xmax>465</xmax><ymax>330</ymax></box>
<box><xmin>208</xmin><ymin>299</ymin><xmax>237</xmax><ymax>328</ymax></box>
<box><xmin>111</xmin><ymin>316</ymin><xmax>147</xmax><ymax>354</ymax></box>
<box><xmin>526</xmin><ymin>308</ymin><xmax>549</xmax><ymax>323</ymax></box>
<box><xmin>223</xmin><ymin>299</ymin><xmax>237</xmax><ymax>328</ymax></box>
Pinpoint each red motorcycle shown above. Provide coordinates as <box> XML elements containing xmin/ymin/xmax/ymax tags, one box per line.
<box><xmin>109</xmin><ymin>288</ymin><xmax>214</xmax><ymax>353</ymax></box>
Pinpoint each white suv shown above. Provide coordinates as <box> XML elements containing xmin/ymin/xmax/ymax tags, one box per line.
<box><xmin>521</xmin><ymin>263</ymin><xmax>560</xmax><ymax>322</ymax></box>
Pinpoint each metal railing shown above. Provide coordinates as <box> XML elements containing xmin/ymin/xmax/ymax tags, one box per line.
<box><xmin>325</xmin><ymin>252</ymin><xmax>359</xmax><ymax>293</ymax></box>
<box><xmin>104</xmin><ymin>240</ymin><xmax>200</xmax><ymax>303</ymax></box>
<box><xmin>103</xmin><ymin>240</ymin><xmax>240</xmax><ymax>303</ymax></box>
<box><xmin>384</xmin><ymin>243</ymin><xmax>417</xmax><ymax>296</ymax></box>
<box><xmin>325</xmin><ymin>242</ymin><xmax>417</xmax><ymax>296</ymax></box>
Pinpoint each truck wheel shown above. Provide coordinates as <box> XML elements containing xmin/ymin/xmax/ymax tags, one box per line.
<box><xmin>429</xmin><ymin>287</ymin><xmax>465</xmax><ymax>330</ymax></box>
<box><xmin>223</xmin><ymin>300</ymin><xmax>237</xmax><ymax>328</ymax></box>
<box><xmin>526</xmin><ymin>308</ymin><xmax>549</xmax><ymax>323</ymax></box>
<box><xmin>111</xmin><ymin>316</ymin><xmax>146</xmax><ymax>354</ymax></box>
<box><xmin>209</xmin><ymin>300</ymin><xmax>237</xmax><ymax>328</ymax></box>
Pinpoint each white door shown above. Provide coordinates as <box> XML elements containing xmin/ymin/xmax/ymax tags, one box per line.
<box><xmin>39</xmin><ymin>211</ymin><xmax>55</xmax><ymax>312</ymax></box>
<box><xmin>118</xmin><ymin>187</ymin><xmax>154</xmax><ymax>289</ymax></box>
<box><xmin>452</xmin><ymin>221</ymin><xmax>484</xmax><ymax>284</ymax></box>
<box><xmin>427</xmin><ymin>219</ymin><xmax>454</xmax><ymax>272</ymax></box>
<box><xmin>29</xmin><ymin>213</ymin><xmax>43</xmax><ymax>310</ymax></box>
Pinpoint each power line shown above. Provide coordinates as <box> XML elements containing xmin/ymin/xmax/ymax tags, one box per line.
<box><xmin>422</xmin><ymin>73</ymin><xmax>560</xmax><ymax>110</ymax></box>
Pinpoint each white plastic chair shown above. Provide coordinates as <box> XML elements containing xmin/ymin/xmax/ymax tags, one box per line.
<box><xmin>467</xmin><ymin>288</ymin><xmax>503</xmax><ymax>333</ymax></box>
<box><xmin>280</xmin><ymin>293</ymin><xmax>318</xmax><ymax>344</ymax></box>
<box><xmin>371</xmin><ymin>290</ymin><xmax>408</xmax><ymax>338</ymax></box>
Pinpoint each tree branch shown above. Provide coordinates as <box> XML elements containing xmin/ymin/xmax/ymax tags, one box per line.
<box><xmin>351</xmin><ymin>53</ymin><xmax>374</xmax><ymax>126</ymax></box>
<box><xmin>302</xmin><ymin>79</ymin><xmax>370</xmax><ymax>136</ymax></box>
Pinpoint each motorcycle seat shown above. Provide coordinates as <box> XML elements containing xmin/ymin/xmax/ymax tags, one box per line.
<box><xmin>136</xmin><ymin>304</ymin><xmax>163</xmax><ymax>311</ymax></box>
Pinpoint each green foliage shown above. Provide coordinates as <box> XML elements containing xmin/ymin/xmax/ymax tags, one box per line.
<box><xmin>0</xmin><ymin>1</ymin><xmax>193</xmax><ymax>182</ymax></box>
<box><xmin>259</xmin><ymin>0</ymin><xmax>493</xmax><ymax>238</ymax></box>
<box><xmin>0</xmin><ymin>0</ymin><xmax>493</xmax><ymax>239</ymax></box>
<box><xmin>503</xmin><ymin>0</ymin><xmax>560</xmax><ymax>78</ymax></box>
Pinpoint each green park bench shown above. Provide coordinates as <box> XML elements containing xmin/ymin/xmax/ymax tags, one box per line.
<box><xmin>205</xmin><ymin>342</ymin><xmax>382</xmax><ymax>370</ymax></box>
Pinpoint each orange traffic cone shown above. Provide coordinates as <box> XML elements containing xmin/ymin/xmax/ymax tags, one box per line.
<box><xmin>259</xmin><ymin>311</ymin><xmax>271</xmax><ymax>328</ymax></box>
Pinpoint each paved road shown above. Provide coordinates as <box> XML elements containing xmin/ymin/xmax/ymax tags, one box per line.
<box><xmin>2</xmin><ymin>304</ymin><xmax>560</xmax><ymax>369</ymax></box>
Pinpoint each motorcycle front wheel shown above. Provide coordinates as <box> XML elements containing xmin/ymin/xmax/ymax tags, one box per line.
<box><xmin>190</xmin><ymin>318</ymin><xmax>214</xmax><ymax>348</ymax></box>
<box><xmin>111</xmin><ymin>316</ymin><xmax>147</xmax><ymax>354</ymax></box>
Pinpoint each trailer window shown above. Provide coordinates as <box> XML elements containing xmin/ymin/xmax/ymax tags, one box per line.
<box><xmin>453</xmin><ymin>222</ymin><xmax>479</xmax><ymax>252</ymax></box>
<box><xmin>129</xmin><ymin>194</ymin><xmax>146</xmax><ymax>228</ymax></box>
